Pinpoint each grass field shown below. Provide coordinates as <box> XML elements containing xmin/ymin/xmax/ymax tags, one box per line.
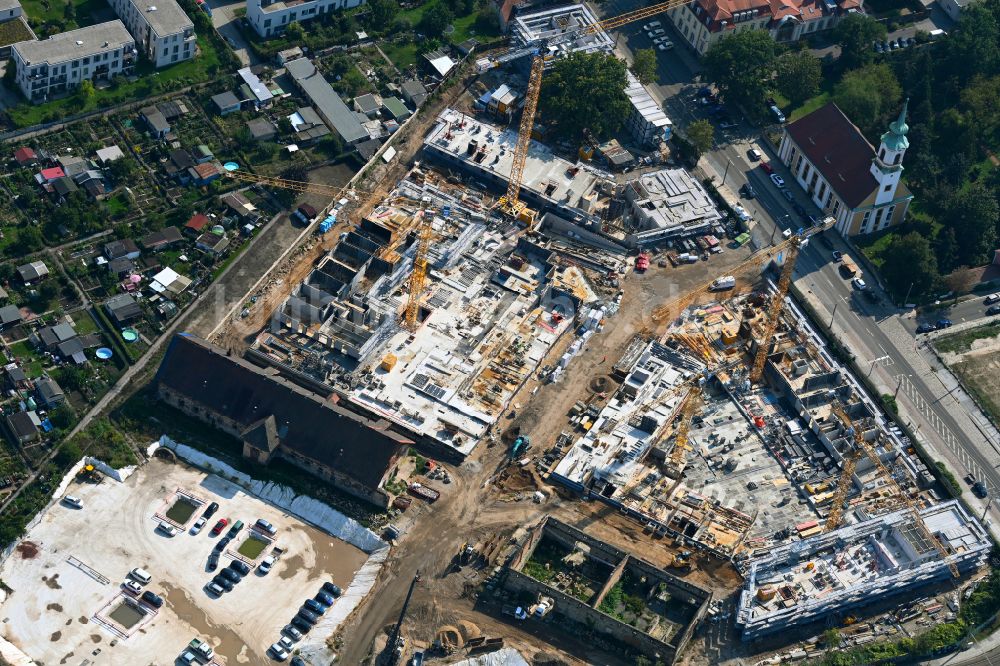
<box><xmin>21</xmin><ymin>0</ymin><xmax>112</xmax><ymax>27</ymax></box>
<box><xmin>0</xmin><ymin>18</ymin><xmax>33</xmax><ymax>47</ymax></box>
<box><xmin>936</xmin><ymin>323</ymin><xmax>1000</xmax><ymax>428</ymax></box>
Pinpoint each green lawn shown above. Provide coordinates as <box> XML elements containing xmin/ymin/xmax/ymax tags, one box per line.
<box><xmin>70</xmin><ymin>311</ymin><xmax>99</xmax><ymax>335</ymax></box>
<box><xmin>387</xmin><ymin>0</ymin><xmax>499</xmax><ymax>69</ymax></box>
<box><xmin>21</xmin><ymin>0</ymin><xmax>112</xmax><ymax>27</ymax></box>
<box><xmin>383</xmin><ymin>41</ymin><xmax>420</xmax><ymax>69</ymax></box>
<box><xmin>8</xmin><ymin>36</ymin><xmax>221</xmax><ymax>127</ymax></box>
<box><xmin>789</xmin><ymin>92</ymin><xmax>831</xmax><ymax>122</ymax></box>
<box><xmin>934</xmin><ymin>322</ymin><xmax>1000</xmax><ymax>354</ymax></box>
<box><xmin>7</xmin><ymin>340</ymin><xmax>45</xmax><ymax>376</ymax></box>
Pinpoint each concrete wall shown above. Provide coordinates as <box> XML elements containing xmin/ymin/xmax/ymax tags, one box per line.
<box><xmin>540</xmin><ymin>212</ymin><xmax>627</xmax><ymax>255</ymax></box>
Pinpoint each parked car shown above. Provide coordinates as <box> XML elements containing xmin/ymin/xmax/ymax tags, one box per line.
<box><xmin>203</xmin><ymin>502</ymin><xmax>219</xmax><ymax>518</ymax></box>
<box><xmin>782</xmin><ymin>190</ymin><xmax>795</xmax><ymax>202</ymax></box>
<box><xmin>657</xmin><ymin>41</ymin><xmax>674</xmax><ymax>51</ymax></box>
<box><xmin>290</xmin><ymin>616</ymin><xmax>312</xmax><ymax>633</ymax></box>
<box><xmin>303</xmin><ymin>598</ymin><xmax>327</xmax><ymax>615</ymax></box>
<box><xmin>207</xmin><ymin>551</ymin><xmax>220</xmax><ymax>572</ymax></box>
<box><xmin>258</xmin><ymin>556</ymin><xmax>276</xmax><ymax>575</ymax></box>
<box><xmin>322</xmin><ymin>581</ymin><xmax>343</xmax><ymax>598</ymax></box>
<box><xmin>62</xmin><ymin>495</ymin><xmax>83</xmax><ymax>509</ymax></box>
<box><xmin>874</xmin><ymin>41</ymin><xmax>884</xmax><ymax>53</ymax></box>
<box><xmin>642</xmin><ymin>20</ymin><xmax>662</xmax><ymax>30</ymax></box>
<box><xmin>316</xmin><ymin>591</ymin><xmax>335</xmax><ymax>607</ymax></box>
<box><xmin>973</xmin><ymin>481</ymin><xmax>989</xmax><ymax>498</ymax></box>
<box><xmin>226</xmin><ymin>520</ymin><xmax>244</xmax><ymax>538</ymax></box>
<box><xmin>283</xmin><ymin>624</ymin><xmax>303</xmax><ymax>641</ymax></box>
<box><xmin>213</xmin><ymin>575</ymin><xmax>235</xmax><ymax>592</ymax></box>
<box><xmin>290</xmin><ymin>657</ymin><xmax>306</xmax><ymax>666</ymax></box>
<box><xmin>740</xmin><ymin>183</ymin><xmax>756</xmax><ymax>199</ymax></box>
<box><xmin>205</xmin><ymin>581</ymin><xmax>225</xmax><ymax>596</ymax></box>
<box><xmin>214</xmin><ymin>536</ymin><xmax>232</xmax><ymax>552</ymax></box>
<box><xmin>220</xmin><ymin>568</ymin><xmax>241</xmax><ymax>583</ymax></box>
<box><xmin>647</xmin><ymin>28</ymin><xmax>665</xmax><ymax>38</ymax></box>
<box><xmin>916</xmin><ymin>322</ymin><xmax>937</xmax><ymax>334</ymax></box>
<box><xmin>269</xmin><ymin>643</ymin><xmax>290</xmax><ymax>661</ymax></box>
<box><xmin>229</xmin><ymin>560</ymin><xmax>251</xmax><ymax>576</ymax></box>
<box><xmin>852</xmin><ymin>277</ymin><xmax>867</xmax><ymax>290</ymax></box>
<box><xmin>157</xmin><ymin>521</ymin><xmax>179</xmax><ymax>537</ymax></box>
<box><xmin>748</xmin><ymin>148</ymin><xmax>763</xmax><ymax>161</ymax></box>
<box><xmin>760</xmin><ymin>161</ymin><xmax>774</xmax><ymax>174</ymax></box>
<box><xmin>769</xmin><ymin>173</ymin><xmax>785</xmax><ymax>188</ymax></box>
<box><xmin>191</xmin><ymin>517</ymin><xmax>207</xmax><ymax>535</ymax></box>
<box><xmin>984</xmin><ymin>293</ymin><xmax>1000</xmax><ymax>305</ymax></box>
<box><xmin>769</xmin><ymin>105</ymin><xmax>786</xmax><ymax>123</ymax></box>
<box><xmin>123</xmin><ymin>579</ymin><xmax>143</xmax><ymax>595</ymax></box>
<box><xmin>211</xmin><ymin>518</ymin><xmax>228</xmax><ymax>535</ymax></box>
<box><xmin>987</xmin><ymin>305</ymin><xmax>1000</xmax><ymax>316</ymax></box>
<box><xmin>141</xmin><ymin>590</ymin><xmax>164</xmax><ymax>608</ymax></box>
<box><xmin>832</xmin><ymin>251</ymin><xmax>843</xmax><ymax>262</ymax></box>
<box><xmin>255</xmin><ymin>518</ymin><xmax>277</xmax><ymax>535</ymax></box>
<box><xmin>297</xmin><ymin>608</ymin><xmax>319</xmax><ymax>625</ymax></box>
<box><xmin>936</xmin><ymin>318</ymin><xmax>954</xmax><ymax>328</ymax></box>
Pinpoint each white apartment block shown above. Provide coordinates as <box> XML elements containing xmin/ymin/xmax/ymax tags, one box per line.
<box><xmin>108</xmin><ymin>0</ymin><xmax>195</xmax><ymax>68</ymax></box>
<box><xmin>12</xmin><ymin>21</ymin><xmax>136</xmax><ymax>103</ymax></box>
<box><xmin>247</xmin><ymin>0</ymin><xmax>364</xmax><ymax>38</ymax></box>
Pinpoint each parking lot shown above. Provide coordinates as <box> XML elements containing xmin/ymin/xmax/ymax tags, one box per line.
<box><xmin>0</xmin><ymin>458</ymin><xmax>368</xmax><ymax>665</ymax></box>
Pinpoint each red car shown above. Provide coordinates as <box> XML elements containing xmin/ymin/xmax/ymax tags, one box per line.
<box><xmin>760</xmin><ymin>161</ymin><xmax>774</xmax><ymax>174</ymax></box>
<box><xmin>211</xmin><ymin>518</ymin><xmax>229</xmax><ymax>535</ymax></box>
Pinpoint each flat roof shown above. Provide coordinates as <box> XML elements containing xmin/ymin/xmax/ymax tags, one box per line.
<box><xmin>13</xmin><ymin>20</ymin><xmax>133</xmax><ymax>66</ymax></box>
<box><xmin>285</xmin><ymin>58</ymin><xmax>367</xmax><ymax>144</ymax></box>
<box><xmin>128</xmin><ymin>0</ymin><xmax>193</xmax><ymax>37</ymax></box>
<box><xmin>511</xmin><ymin>4</ymin><xmax>614</xmax><ymax>56</ymax></box>
<box><xmin>238</xmin><ymin>67</ymin><xmax>273</xmax><ymax>103</ymax></box>
<box><xmin>424</xmin><ymin>108</ymin><xmax>609</xmax><ymax>211</ymax></box>
<box><xmin>625</xmin><ymin>71</ymin><xmax>671</xmax><ymax>128</ymax></box>
<box><xmin>625</xmin><ymin>168</ymin><xmax>723</xmax><ymax>231</ymax></box>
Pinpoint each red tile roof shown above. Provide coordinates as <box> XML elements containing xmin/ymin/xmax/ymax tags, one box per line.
<box><xmin>784</xmin><ymin>102</ymin><xmax>878</xmax><ymax>209</ymax></box>
<box><xmin>193</xmin><ymin>163</ymin><xmax>219</xmax><ymax>179</ymax></box>
<box><xmin>186</xmin><ymin>213</ymin><xmax>210</xmax><ymax>231</ymax></box>
<box><xmin>39</xmin><ymin>167</ymin><xmax>65</xmax><ymax>181</ymax></box>
<box><xmin>14</xmin><ymin>147</ymin><xmax>36</xmax><ymax>165</ymax></box>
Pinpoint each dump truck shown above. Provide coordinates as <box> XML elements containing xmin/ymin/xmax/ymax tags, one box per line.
<box><xmin>407</xmin><ymin>482</ymin><xmax>440</xmax><ymax>502</ymax></box>
<box><xmin>188</xmin><ymin>638</ymin><xmax>214</xmax><ymax>660</ymax></box>
<box><xmin>710</xmin><ymin>275</ymin><xmax>736</xmax><ymax>291</ymax></box>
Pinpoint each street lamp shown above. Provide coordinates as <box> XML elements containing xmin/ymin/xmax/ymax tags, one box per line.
<box><xmin>894</xmin><ymin>374</ymin><xmax>912</xmax><ymax>399</ymax></box>
<box><xmin>722</xmin><ymin>159</ymin><xmax>733</xmax><ymax>186</ymax></box>
<box><xmin>903</xmin><ymin>281</ymin><xmax>914</xmax><ymax>307</ymax></box>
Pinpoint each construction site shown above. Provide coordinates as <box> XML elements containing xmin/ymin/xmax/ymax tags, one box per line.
<box><xmin>173</xmin><ymin>1</ymin><xmax>993</xmax><ymax>663</ymax></box>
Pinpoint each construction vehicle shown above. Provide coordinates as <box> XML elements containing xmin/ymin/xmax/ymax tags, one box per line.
<box><xmin>828</xmin><ymin>404</ymin><xmax>959</xmax><ymax>578</ymax></box>
<box><xmin>530</xmin><ymin>596</ymin><xmax>555</xmax><ymax>618</ymax></box>
<box><xmin>383</xmin><ymin>571</ymin><xmax>421</xmax><ymax>665</ymax></box>
<box><xmin>510</xmin><ymin>434</ymin><xmax>531</xmax><ymax>459</ymax></box>
<box><xmin>669</xmin><ymin>549</ymin><xmax>693</xmax><ymax>570</ymax></box>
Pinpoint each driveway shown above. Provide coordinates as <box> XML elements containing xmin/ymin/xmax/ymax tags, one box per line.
<box><xmin>204</xmin><ymin>0</ymin><xmax>256</xmax><ymax>67</ymax></box>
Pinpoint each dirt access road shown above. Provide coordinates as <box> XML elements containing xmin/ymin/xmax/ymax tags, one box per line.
<box><xmin>336</xmin><ymin>246</ymin><xmax>758</xmax><ymax>664</ymax></box>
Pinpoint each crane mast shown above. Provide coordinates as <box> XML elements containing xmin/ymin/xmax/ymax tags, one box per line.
<box><xmin>830</xmin><ymin>405</ymin><xmax>959</xmax><ymax>578</ymax></box>
<box><xmin>666</xmin><ymin>385</ymin><xmax>702</xmax><ymax>479</ymax></box>
<box><xmin>405</xmin><ymin>210</ymin><xmax>431</xmax><ymax>331</ymax></box>
<box><xmin>749</xmin><ymin>236</ymin><xmax>802</xmax><ymax>383</ymax></box>
<box><xmin>495</xmin><ymin>55</ymin><xmax>545</xmax><ymax>222</ymax></box>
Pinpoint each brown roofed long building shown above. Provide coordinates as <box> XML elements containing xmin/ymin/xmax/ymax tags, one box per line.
<box><xmin>155</xmin><ymin>333</ymin><xmax>412</xmax><ymax>507</ymax></box>
<box><xmin>667</xmin><ymin>0</ymin><xmax>861</xmax><ymax>55</ymax></box>
<box><xmin>778</xmin><ymin>101</ymin><xmax>913</xmax><ymax>236</ymax></box>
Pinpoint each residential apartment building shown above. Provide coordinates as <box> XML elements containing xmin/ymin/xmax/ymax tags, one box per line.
<box><xmin>778</xmin><ymin>101</ymin><xmax>913</xmax><ymax>236</ymax></box>
<box><xmin>12</xmin><ymin>21</ymin><xmax>136</xmax><ymax>103</ymax></box>
<box><xmin>108</xmin><ymin>0</ymin><xmax>195</xmax><ymax>68</ymax></box>
<box><xmin>246</xmin><ymin>0</ymin><xmax>364</xmax><ymax>38</ymax></box>
<box><xmin>667</xmin><ymin>0</ymin><xmax>862</xmax><ymax>56</ymax></box>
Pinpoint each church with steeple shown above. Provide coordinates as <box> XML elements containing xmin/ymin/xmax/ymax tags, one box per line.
<box><xmin>778</xmin><ymin>100</ymin><xmax>914</xmax><ymax>236</ymax></box>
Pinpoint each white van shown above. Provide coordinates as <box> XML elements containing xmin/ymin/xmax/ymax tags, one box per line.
<box><xmin>129</xmin><ymin>568</ymin><xmax>152</xmax><ymax>585</ymax></box>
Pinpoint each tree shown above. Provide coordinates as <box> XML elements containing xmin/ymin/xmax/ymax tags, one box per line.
<box><xmin>880</xmin><ymin>232</ymin><xmax>939</xmax><ymax>301</ymax></box>
<box><xmin>833</xmin><ymin>63</ymin><xmax>901</xmax><ymax>138</ymax></box>
<box><xmin>685</xmin><ymin>119</ymin><xmax>714</xmax><ymax>159</ymax></box>
<box><xmin>703</xmin><ymin>31</ymin><xmax>777</xmax><ymax>115</ymax></box>
<box><xmin>2</xmin><ymin>58</ymin><xmax>15</xmax><ymax>89</ymax></box>
<box><xmin>77</xmin><ymin>79</ymin><xmax>95</xmax><ymax>106</ymax></box>
<box><xmin>934</xmin><ymin>227</ymin><xmax>958</xmax><ymax>273</ymax></box>
<box><xmin>775</xmin><ymin>52</ymin><xmax>821</xmax><ymax>106</ymax></box>
<box><xmin>945</xmin><ymin>184</ymin><xmax>999</xmax><ymax>266</ymax></box>
<box><xmin>367</xmin><ymin>0</ymin><xmax>399</xmax><ymax>28</ymax></box>
<box><xmin>631</xmin><ymin>48</ymin><xmax>657</xmax><ymax>85</ymax></box>
<box><xmin>418</xmin><ymin>3</ymin><xmax>453</xmax><ymax>37</ymax></box>
<box><xmin>821</xmin><ymin>628</ymin><xmax>841</xmax><ymax>647</ymax></box>
<box><xmin>833</xmin><ymin>14</ymin><xmax>886</xmax><ymax>70</ymax></box>
<box><xmin>285</xmin><ymin>21</ymin><xmax>304</xmax><ymax>40</ymax></box>
<box><xmin>12</xmin><ymin>226</ymin><xmax>43</xmax><ymax>255</ymax></box>
<box><xmin>64</xmin><ymin>0</ymin><xmax>75</xmax><ymax>21</ymax></box>
<box><xmin>539</xmin><ymin>51</ymin><xmax>629</xmax><ymax>140</ymax></box>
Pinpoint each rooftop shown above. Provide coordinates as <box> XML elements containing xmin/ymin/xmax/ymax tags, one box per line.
<box><xmin>13</xmin><ymin>20</ymin><xmax>134</xmax><ymax>66</ymax></box>
<box><xmin>510</xmin><ymin>4</ymin><xmax>614</xmax><ymax>57</ymax></box>
<box><xmin>784</xmin><ymin>103</ymin><xmax>880</xmax><ymax>209</ymax></box>
<box><xmin>424</xmin><ymin>108</ymin><xmax>611</xmax><ymax>214</ymax></box>
<box><xmin>285</xmin><ymin>58</ymin><xmax>367</xmax><ymax>144</ymax></box>
<box><xmin>127</xmin><ymin>0</ymin><xmax>193</xmax><ymax>37</ymax></box>
<box><xmin>625</xmin><ymin>168</ymin><xmax>723</xmax><ymax>234</ymax></box>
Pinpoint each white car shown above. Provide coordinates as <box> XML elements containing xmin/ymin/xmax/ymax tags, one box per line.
<box><xmin>123</xmin><ymin>580</ymin><xmax>142</xmax><ymax>595</ymax></box>
<box><xmin>258</xmin><ymin>556</ymin><xmax>276</xmax><ymax>575</ymax></box>
<box><xmin>62</xmin><ymin>495</ymin><xmax>83</xmax><ymax>509</ymax></box>
<box><xmin>748</xmin><ymin>148</ymin><xmax>763</xmax><ymax>161</ymax></box>
<box><xmin>190</xmin><ymin>517</ymin><xmax>207</xmax><ymax>535</ymax></box>
<box><xmin>647</xmin><ymin>28</ymin><xmax>665</xmax><ymax>38</ymax></box>
<box><xmin>769</xmin><ymin>173</ymin><xmax>785</xmax><ymax>188</ymax></box>
<box><xmin>852</xmin><ymin>277</ymin><xmax>868</xmax><ymax>290</ymax></box>
<box><xmin>642</xmin><ymin>20</ymin><xmax>661</xmax><ymax>30</ymax></box>
<box><xmin>157</xmin><ymin>521</ymin><xmax>179</xmax><ymax>537</ymax></box>
<box><xmin>269</xmin><ymin>643</ymin><xmax>289</xmax><ymax>661</ymax></box>
<box><xmin>658</xmin><ymin>41</ymin><xmax>674</xmax><ymax>51</ymax></box>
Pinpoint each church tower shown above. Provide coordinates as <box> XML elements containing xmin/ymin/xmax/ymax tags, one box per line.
<box><xmin>870</xmin><ymin>99</ymin><xmax>909</xmax><ymax>206</ymax></box>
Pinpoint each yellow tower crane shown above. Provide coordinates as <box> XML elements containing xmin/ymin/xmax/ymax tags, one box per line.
<box><xmin>223</xmin><ymin>166</ymin><xmax>347</xmax><ymax>198</ymax></box>
<box><xmin>829</xmin><ymin>404</ymin><xmax>959</xmax><ymax>578</ymax></box>
<box><xmin>480</xmin><ymin>0</ymin><xmax>696</xmax><ymax>221</ymax></box>
<box><xmin>404</xmin><ymin>210</ymin><xmax>432</xmax><ymax>331</ymax></box>
<box><xmin>666</xmin><ymin>384</ymin><xmax>702</xmax><ymax>479</ymax></box>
